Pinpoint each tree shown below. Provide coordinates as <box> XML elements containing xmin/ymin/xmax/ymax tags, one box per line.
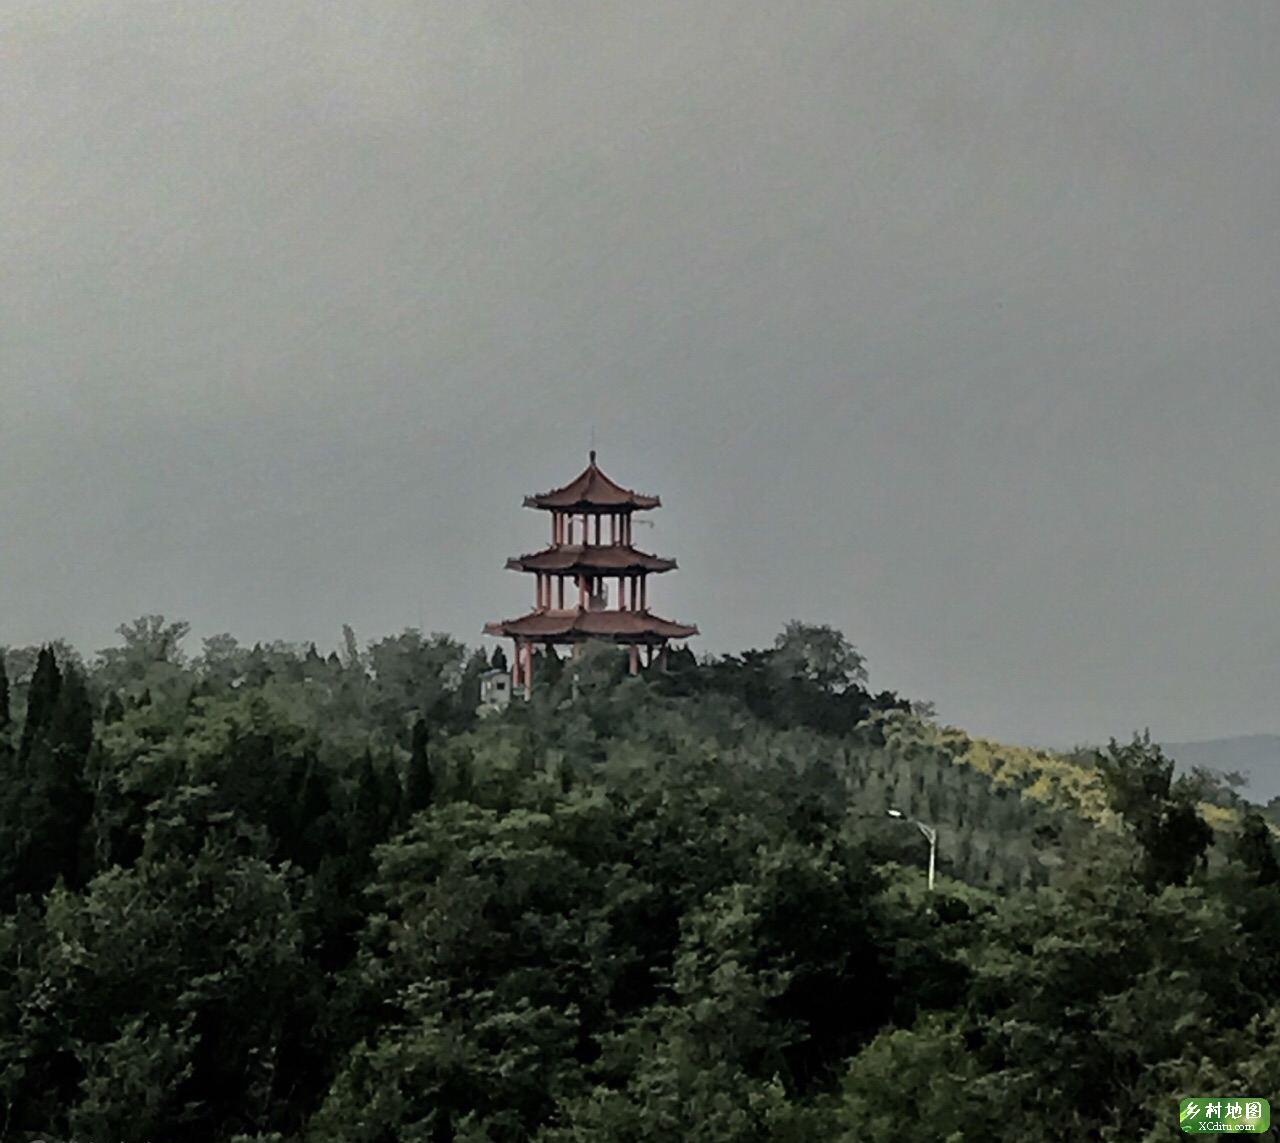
<box><xmin>491</xmin><ymin>645</ymin><xmax>509</xmax><ymax>673</ymax></box>
<box><xmin>0</xmin><ymin>650</ymin><xmax>95</xmax><ymax>902</ymax></box>
<box><xmin>540</xmin><ymin>645</ymin><xmax>565</xmax><ymax>689</ymax></box>
<box><xmin>1232</xmin><ymin>813</ymin><xmax>1279</xmax><ymax>886</ymax></box>
<box><xmin>341</xmin><ymin>624</ymin><xmax>363</xmax><ymax>671</ymax></box>
<box><xmin>403</xmin><ymin>717</ymin><xmax>434</xmax><ymax>819</ymax></box>
<box><xmin>95</xmin><ymin>616</ymin><xmax>192</xmax><ymax>703</ymax></box>
<box><xmin>772</xmin><ymin>622</ymin><xmax>867</xmax><ymax>694</ymax></box>
<box><xmin>1097</xmin><ymin>733</ymin><xmax>1213</xmax><ymax>889</ymax></box>
<box><xmin>195</xmin><ymin>633</ymin><xmax>250</xmax><ymax>688</ymax></box>
<box><xmin>0</xmin><ymin>652</ymin><xmax>9</xmax><ymax>733</ymax></box>
<box><xmin>18</xmin><ymin>645</ymin><xmax>62</xmax><ymax>765</ymax></box>
<box><xmin>0</xmin><ymin>833</ymin><xmax>315</xmax><ymax>1141</ymax></box>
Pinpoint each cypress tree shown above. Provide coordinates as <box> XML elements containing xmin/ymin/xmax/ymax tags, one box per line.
<box><xmin>46</xmin><ymin>663</ymin><xmax>94</xmax><ymax>887</ymax></box>
<box><xmin>18</xmin><ymin>646</ymin><xmax>61</xmax><ymax>766</ymax></box>
<box><xmin>490</xmin><ymin>645</ymin><xmax>508</xmax><ymax>673</ymax></box>
<box><xmin>541</xmin><ymin>646</ymin><xmax>565</xmax><ymax>688</ymax></box>
<box><xmin>0</xmin><ymin>653</ymin><xmax>9</xmax><ymax>733</ymax></box>
<box><xmin>1232</xmin><ymin>813</ymin><xmax>1279</xmax><ymax>886</ymax></box>
<box><xmin>102</xmin><ymin>691</ymin><xmax>125</xmax><ymax>725</ymax></box>
<box><xmin>50</xmin><ymin>663</ymin><xmax>93</xmax><ymax>761</ymax></box>
<box><xmin>403</xmin><ymin>717</ymin><xmax>434</xmax><ymax>819</ymax></box>
<box><xmin>349</xmin><ymin>750</ymin><xmax>387</xmax><ymax>856</ymax></box>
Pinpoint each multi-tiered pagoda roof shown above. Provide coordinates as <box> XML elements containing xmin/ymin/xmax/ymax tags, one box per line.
<box><xmin>485</xmin><ymin>452</ymin><xmax>697</xmax><ymax>690</ymax></box>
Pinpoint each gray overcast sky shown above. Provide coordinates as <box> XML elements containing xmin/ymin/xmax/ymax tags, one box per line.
<box><xmin>2</xmin><ymin>1</ymin><xmax>1278</xmax><ymax>747</ymax></box>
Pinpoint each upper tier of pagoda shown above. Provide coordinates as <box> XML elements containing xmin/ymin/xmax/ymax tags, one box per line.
<box><xmin>523</xmin><ymin>451</ymin><xmax>660</xmax><ymax>511</ymax></box>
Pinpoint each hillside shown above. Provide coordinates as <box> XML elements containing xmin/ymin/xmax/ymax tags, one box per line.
<box><xmin>0</xmin><ymin>618</ymin><xmax>1277</xmax><ymax>1142</ymax></box>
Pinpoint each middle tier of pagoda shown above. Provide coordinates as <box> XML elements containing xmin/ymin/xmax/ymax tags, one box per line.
<box><xmin>506</xmin><ymin>544</ymin><xmax>676</xmax><ymax>576</ymax></box>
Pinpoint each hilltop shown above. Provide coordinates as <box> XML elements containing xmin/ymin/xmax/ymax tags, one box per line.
<box><xmin>0</xmin><ymin>617</ymin><xmax>1276</xmax><ymax>1141</ymax></box>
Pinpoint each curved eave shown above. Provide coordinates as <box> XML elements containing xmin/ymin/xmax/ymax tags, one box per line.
<box><xmin>523</xmin><ymin>456</ymin><xmax>661</xmax><ymax>511</ymax></box>
<box><xmin>523</xmin><ymin>493</ymin><xmax>660</xmax><ymax>512</ymax></box>
<box><xmin>505</xmin><ymin>545</ymin><xmax>677</xmax><ymax>575</ymax></box>
<box><xmin>484</xmin><ymin>608</ymin><xmax>698</xmax><ymax>643</ymax></box>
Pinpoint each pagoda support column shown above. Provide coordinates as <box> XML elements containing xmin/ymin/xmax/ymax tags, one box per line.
<box><xmin>557</xmin><ymin>577</ymin><xmax>564</xmax><ymax>609</ymax></box>
<box><xmin>629</xmin><ymin>645</ymin><xmax>640</xmax><ymax>675</ymax></box>
<box><xmin>524</xmin><ymin>642</ymin><xmax>534</xmax><ymax>694</ymax></box>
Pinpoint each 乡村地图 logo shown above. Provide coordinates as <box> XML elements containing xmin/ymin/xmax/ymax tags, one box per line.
<box><xmin>1179</xmin><ymin>1097</ymin><xmax>1270</xmax><ymax>1133</ymax></box>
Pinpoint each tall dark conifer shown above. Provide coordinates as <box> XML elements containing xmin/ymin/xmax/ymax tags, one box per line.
<box><xmin>47</xmin><ymin>663</ymin><xmax>94</xmax><ymax>886</ymax></box>
<box><xmin>403</xmin><ymin>717</ymin><xmax>434</xmax><ymax>820</ymax></box>
<box><xmin>102</xmin><ymin>691</ymin><xmax>125</xmax><ymax>725</ymax></box>
<box><xmin>18</xmin><ymin>646</ymin><xmax>61</xmax><ymax>766</ymax></box>
<box><xmin>541</xmin><ymin>646</ymin><xmax>565</xmax><ymax>688</ymax></box>
<box><xmin>0</xmin><ymin>653</ymin><xmax>10</xmax><ymax>733</ymax></box>
<box><xmin>349</xmin><ymin>750</ymin><xmax>388</xmax><ymax>856</ymax></box>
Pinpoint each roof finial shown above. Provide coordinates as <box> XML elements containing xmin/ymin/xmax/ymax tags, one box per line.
<box><xmin>589</xmin><ymin>448</ymin><xmax>596</xmax><ymax>465</ymax></box>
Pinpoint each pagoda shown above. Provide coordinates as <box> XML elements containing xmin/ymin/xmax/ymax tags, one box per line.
<box><xmin>484</xmin><ymin>451</ymin><xmax>698</xmax><ymax>692</ymax></box>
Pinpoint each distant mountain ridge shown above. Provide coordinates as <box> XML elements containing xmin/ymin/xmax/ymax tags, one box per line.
<box><xmin>1162</xmin><ymin>735</ymin><xmax>1280</xmax><ymax>805</ymax></box>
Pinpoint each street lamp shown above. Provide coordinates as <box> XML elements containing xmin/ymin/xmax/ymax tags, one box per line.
<box><xmin>887</xmin><ymin>809</ymin><xmax>937</xmax><ymax>891</ymax></box>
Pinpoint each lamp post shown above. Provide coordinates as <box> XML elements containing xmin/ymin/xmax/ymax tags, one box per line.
<box><xmin>887</xmin><ymin>809</ymin><xmax>937</xmax><ymax>891</ymax></box>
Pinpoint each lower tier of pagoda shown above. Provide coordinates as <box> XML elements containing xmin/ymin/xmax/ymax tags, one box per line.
<box><xmin>484</xmin><ymin>607</ymin><xmax>698</xmax><ymax>644</ymax></box>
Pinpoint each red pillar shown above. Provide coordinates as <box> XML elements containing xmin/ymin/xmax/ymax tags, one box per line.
<box><xmin>629</xmin><ymin>645</ymin><xmax>640</xmax><ymax>675</ymax></box>
<box><xmin>524</xmin><ymin>642</ymin><xmax>534</xmax><ymax>694</ymax></box>
<box><xmin>557</xmin><ymin>576</ymin><xmax>564</xmax><ymax>609</ymax></box>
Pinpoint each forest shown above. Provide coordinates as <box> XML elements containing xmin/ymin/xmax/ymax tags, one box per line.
<box><xmin>0</xmin><ymin>616</ymin><xmax>1277</xmax><ymax>1142</ymax></box>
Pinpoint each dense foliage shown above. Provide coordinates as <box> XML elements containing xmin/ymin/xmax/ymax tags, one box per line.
<box><xmin>0</xmin><ymin>618</ymin><xmax>1275</xmax><ymax>1142</ymax></box>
